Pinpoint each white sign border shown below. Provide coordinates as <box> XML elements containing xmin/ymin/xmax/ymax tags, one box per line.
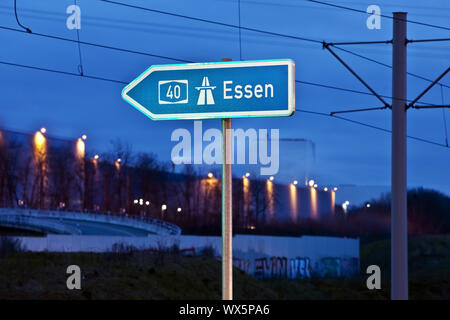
<box><xmin>121</xmin><ymin>59</ymin><xmax>295</xmax><ymax>120</ymax></box>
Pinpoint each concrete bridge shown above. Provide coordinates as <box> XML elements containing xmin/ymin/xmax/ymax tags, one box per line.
<box><xmin>0</xmin><ymin>208</ymin><xmax>181</xmax><ymax>236</ymax></box>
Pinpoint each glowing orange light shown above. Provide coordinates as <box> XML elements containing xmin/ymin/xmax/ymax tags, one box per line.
<box><xmin>76</xmin><ymin>138</ymin><xmax>85</xmax><ymax>159</ymax></box>
<box><xmin>331</xmin><ymin>190</ymin><xmax>335</xmax><ymax>215</ymax></box>
<box><xmin>310</xmin><ymin>187</ymin><xmax>318</xmax><ymax>219</ymax></box>
<box><xmin>243</xmin><ymin>176</ymin><xmax>250</xmax><ymax>215</ymax></box>
<box><xmin>34</xmin><ymin>131</ymin><xmax>46</xmax><ymax>149</ymax></box>
<box><xmin>266</xmin><ymin>179</ymin><xmax>274</xmax><ymax>220</ymax></box>
<box><xmin>289</xmin><ymin>183</ymin><xmax>298</xmax><ymax>222</ymax></box>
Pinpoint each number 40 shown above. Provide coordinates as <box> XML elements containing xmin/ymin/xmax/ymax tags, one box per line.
<box><xmin>166</xmin><ymin>85</ymin><xmax>181</xmax><ymax>99</ymax></box>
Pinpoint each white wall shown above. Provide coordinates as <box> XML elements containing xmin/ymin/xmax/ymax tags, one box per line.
<box><xmin>15</xmin><ymin>234</ymin><xmax>359</xmax><ymax>274</ymax></box>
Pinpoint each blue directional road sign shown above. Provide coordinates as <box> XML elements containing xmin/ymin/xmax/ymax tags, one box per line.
<box><xmin>121</xmin><ymin>59</ymin><xmax>295</xmax><ymax>120</ymax></box>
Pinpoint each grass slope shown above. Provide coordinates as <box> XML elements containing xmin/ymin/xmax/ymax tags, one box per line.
<box><xmin>0</xmin><ymin>235</ymin><xmax>448</xmax><ymax>299</ymax></box>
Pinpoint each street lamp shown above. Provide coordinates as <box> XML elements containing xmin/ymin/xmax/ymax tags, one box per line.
<box><xmin>293</xmin><ymin>180</ymin><xmax>298</xmax><ymax>185</ymax></box>
<box><xmin>308</xmin><ymin>179</ymin><xmax>315</xmax><ymax>187</ymax></box>
<box><xmin>269</xmin><ymin>176</ymin><xmax>274</xmax><ymax>181</ymax></box>
<box><xmin>81</xmin><ymin>134</ymin><xmax>87</xmax><ymax>140</ymax></box>
<box><xmin>94</xmin><ymin>154</ymin><xmax>99</xmax><ymax>160</ymax></box>
<box><xmin>324</xmin><ymin>187</ymin><xmax>328</xmax><ymax>191</ymax></box>
<box><xmin>40</xmin><ymin>127</ymin><xmax>46</xmax><ymax>134</ymax></box>
<box><xmin>245</xmin><ymin>172</ymin><xmax>250</xmax><ymax>177</ymax></box>
<box><xmin>177</xmin><ymin>207</ymin><xmax>182</xmax><ymax>213</ymax></box>
<box><xmin>208</xmin><ymin>172</ymin><xmax>213</xmax><ymax>179</ymax></box>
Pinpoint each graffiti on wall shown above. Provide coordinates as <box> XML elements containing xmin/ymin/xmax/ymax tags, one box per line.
<box><xmin>251</xmin><ymin>256</ymin><xmax>358</xmax><ymax>279</ymax></box>
<box><xmin>233</xmin><ymin>258</ymin><xmax>251</xmax><ymax>273</ymax></box>
<box><xmin>254</xmin><ymin>256</ymin><xmax>313</xmax><ymax>279</ymax></box>
<box><xmin>315</xmin><ymin>257</ymin><xmax>359</xmax><ymax>278</ymax></box>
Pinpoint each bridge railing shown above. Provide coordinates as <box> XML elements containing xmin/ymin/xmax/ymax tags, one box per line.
<box><xmin>0</xmin><ymin>214</ymin><xmax>81</xmax><ymax>234</ymax></box>
<box><xmin>0</xmin><ymin>208</ymin><xmax>181</xmax><ymax>235</ymax></box>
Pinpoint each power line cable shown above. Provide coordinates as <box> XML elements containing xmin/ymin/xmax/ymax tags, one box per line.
<box><xmin>2</xmin><ymin>24</ymin><xmax>427</xmax><ymax>104</ymax></box>
<box><xmin>4</xmin><ymin>1</ymin><xmax>449</xmax><ymax>143</ymax></box>
<box><xmin>96</xmin><ymin>0</ymin><xmax>441</xmax><ymax>104</ymax></box>
<box><xmin>73</xmin><ymin>0</ymin><xmax>84</xmax><ymax>75</ymax></box>
<box><xmin>238</xmin><ymin>0</ymin><xmax>242</xmax><ymax>60</ymax></box>
<box><xmin>13</xmin><ymin>0</ymin><xmax>31</xmax><ymax>33</ymax></box>
<box><xmin>440</xmin><ymin>84</ymin><xmax>449</xmax><ymax>146</ymax></box>
<box><xmin>0</xmin><ymin>59</ymin><xmax>127</xmax><ymax>84</ymax></box>
<box><xmin>99</xmin><ymin>0</ymin><xmax>322</xmax><ymax>44</ymax></box>
<box><xmin>333</xmin><ymin>45</ymin><xmax>450</xmax><ymax>89</ymax></box>
<box><xmin>295</xmin><ymin>108</ymin><xmax>449</xmax><ymax>148</ymax></box>
<box><xmin>0</xmin><ymin>58</ymin><xmax>447</xmax><ymax>149</ymax></box>
<box><xmin>295</xmin><ymin>80</ymin><xmax>433</xmax><ymax>106</ymax></box>
<box><xmin>307</xmin><ymin>0</ymin><xmax>450</xmax><ymax>31</ymax></box>
<box><xmin>0</xmin><ymin>25</ymin><xmax>192</xmax><ymax>63</ymax></box>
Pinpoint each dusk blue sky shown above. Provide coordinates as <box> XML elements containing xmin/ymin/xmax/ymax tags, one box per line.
<box><xmin>0</xmin><ymin>0</ymin><xmax>449</xmax><ymax>203</ymax></box>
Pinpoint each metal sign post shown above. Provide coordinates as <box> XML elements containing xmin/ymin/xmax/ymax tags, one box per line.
<box><xmin>221</xmin><ymin>58</ymin><xmax>233</xmax><ymax>301</ymax></box>
<box><xmin>222</xmin><ymin>117</ymin><xmax>233</xmax><ymax>300</ymax></box>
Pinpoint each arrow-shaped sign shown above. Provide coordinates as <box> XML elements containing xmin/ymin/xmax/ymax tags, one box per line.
<box><xmin>121</xmin><ymin>59</ymin><xmax>295</xmax><ymax>120</ymax></box>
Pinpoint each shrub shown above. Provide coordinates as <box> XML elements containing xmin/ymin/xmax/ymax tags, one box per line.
<box><xmin>198</xmin><ymin>245</ymin><xmax>216</xmax><ymax>257</ymax></box>
<box><xmin>0</xmin><ymin>236</ymin><xmax>23</xmax><ymax>259</ymax></box>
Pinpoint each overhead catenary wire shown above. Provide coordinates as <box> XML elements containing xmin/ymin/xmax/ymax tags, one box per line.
<box><xmin>0</xmin><ymin>59</ymin><xmax>127</xmax><ymax>84</ymax></box>
<box><xmin>0</xmin><ymin>25</ymin><xmax>192</xmax><ymax>63</ymax></box>
<box><xmin>333</xmin><ymin>45</ymin><xmax>450</xmax><ymax>90</ymax></box>
<box><xmin>440</xmin><ymin>84</ymin><xmax>449</xmax><ymax>146</ymax></box>
<box><xmin>13</xmin><ymin>0</ymin><xmax>31</xmax><ymax>33</ymax></box>
<box><xmin>238</xmin><ymin>0</ymin><xmax>242</xmax><ymax>61</ymax></box>
<box><xmin>0</xmin><ymin>57</ymin><xmax>447</xmax><ymax>149</ymax></box>
<box><xmin>95</xmin><ymin>0</ymin><xmax>441</xmax><ymax>105</ymax></box>
<box><xmin>2</xmin><ymin>1</ymin><xmax>446</xmax><ymax>103</ymax></box>
<box><xmin>99</xmin><ymin>0</ymin><xmax>322</xmax><ymax>44</ymax></box>
<box><xmin>296</xmin><ymin>108</ymin><xmax>449</xmax><ymax>148</ymax></box>
<box><xmin>307</xmin><ymin>0</ymin><xmax>450</xmax><ymax>31</ymax></box>
<box><xmin>2</xmin><ymin>24</ymin><xmax>434</xmax><ymax>105</ymax></box>
<box><xmin>3</xmin><ymin>1</ymin><xmax>449</xmax><ymax>150</ymax></box>
<box><xmin>73</xmin><ymin>0</ymin><xmax>84</xmax><ymax>75</ymax></box>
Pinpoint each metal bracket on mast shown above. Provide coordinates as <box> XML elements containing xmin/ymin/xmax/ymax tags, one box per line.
<box><xmin>407</xmin><ymin>67</ymin><xmax>450</xmax><ymax>110</ymax></box>
<box><xmin>322</xmin><ymin>41</ymin><xmax>391</xmax><ymax>115</ymax></box>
